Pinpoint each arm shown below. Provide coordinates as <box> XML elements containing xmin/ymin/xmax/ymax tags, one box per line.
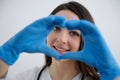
<box><xmin>61</xmin><ymin>20</ymin><xmax>120</xmax><ymax>80</ymax></box>
<box><xmin>0</xmin><ymin>59</ymin><xmax>9</xmax><ymax>78</ymax></box>
<box><xmin>0</xmin><ymin>15</ymin><xmax>64</xmax><ymax>78</ymax></box>
<box><xmin>0</xmin><ymin>15</ymin><xmax>64</xmax><ymax>65</ymax></box>
<box><xmin>115</xmin><ymin>77</ymin><xmax>120</xmax><ymax>80</ymax></box>
<box><xmin>0</xmin><ymin>16</ymin><xmax>62</xmax><ymax>65</ymax></box>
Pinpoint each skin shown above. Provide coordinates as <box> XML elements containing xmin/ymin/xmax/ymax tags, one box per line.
<box><xmin>0</xmin><ymin>10</ymin><xmax>120</xmax><ymax>80</ymax></box>
<box><xmin>47</xmin><ymin>10</ymin><xmax>82</xmax><ymax>80</ymax></box>
<box><xmin>0</xmin><ymin>59</ymin><xmax>9</xmax><ymax>78</ymax></box>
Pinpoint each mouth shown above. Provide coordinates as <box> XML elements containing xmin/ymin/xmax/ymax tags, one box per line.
<box><xmin>53</xmin><ymin>45</ymin><xmax>70</xmax><ymax>55</ymax></box>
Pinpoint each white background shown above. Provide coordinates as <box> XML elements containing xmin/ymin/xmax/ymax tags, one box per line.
<box><xmin>0</xmin><ymin>0</ymin><xmax>120</xmax><ymax>76</ymax></box>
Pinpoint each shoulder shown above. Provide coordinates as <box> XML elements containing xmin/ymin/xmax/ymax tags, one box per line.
<box><xmin>5</xmin><ymin>66</ymin><xmax>43</xmax><ymax>80</ymax></box>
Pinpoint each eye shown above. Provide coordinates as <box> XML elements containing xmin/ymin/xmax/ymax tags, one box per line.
<box><xmin>53</xmin><ymin>25</ymin><xmax>62</xmax><ymax>32</ymax></box>
<box><xmin>70</xmin><ymin>31</ymin><xmax>80</xmax><ymax>37</ymax></box>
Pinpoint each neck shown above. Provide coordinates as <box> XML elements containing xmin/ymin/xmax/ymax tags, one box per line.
<box><xmin>49</xmin><ymin>58</ymin><xmax>80</xmax><ymax>80</ymax></box>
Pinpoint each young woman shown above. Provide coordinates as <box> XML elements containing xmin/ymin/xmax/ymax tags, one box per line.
<box><xmin>0</xmin><ymin>1</ymin><xmax>120</xmax><ymax>80</ymax></box>
<box><xmin>42</xmin><ymin>1</ymin><xmax>99</xmax><ymax>80</ymax></box>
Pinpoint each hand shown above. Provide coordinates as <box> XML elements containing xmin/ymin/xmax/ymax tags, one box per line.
<box><xmin>0</xmin><ymin>15</ymin><xmax>65</xmax><ymax>65</ymax></box>
<box><xmin>61</xmin><ymin>20</ymin><xmax>120</xmax><ymax>80</ymax></box>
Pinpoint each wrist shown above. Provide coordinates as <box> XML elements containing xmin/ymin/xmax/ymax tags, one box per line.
<box><xmin>114</xmin><ymin>76</ymin><xmax>120</xmax><ymax>80</ymax></box>
<box><xmin>0</xmin><ymin>59</ymin><xmax>9</xmax><ymax>78</ymax></box>
<box><xmin>0</xmin><ymin>45</ymin><xmax>20</xmax><ymax>65</ymax></box>
<box><xmin>99</xmin><ymin>67</ymin><xmax>120</xmax><ymax>80</ymax></box>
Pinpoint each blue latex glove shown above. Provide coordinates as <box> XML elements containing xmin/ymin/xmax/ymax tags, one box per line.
<box><xmin>0</xmin><ymin>15</ymin><xmax>65</xmax><ymax>65</ymax></box>
<box><xmin>61</xmin><ymin>20</ymin><xmax>120</xmax><ymax>80</ymax></box>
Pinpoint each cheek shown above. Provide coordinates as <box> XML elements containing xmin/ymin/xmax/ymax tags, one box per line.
<box><xmin>70</xmin><ymin>38</ymin><xmax>81</xmax><ymax>51</ymax></box>
<box><xmin>47</xmin><ymin>32</ymin><xmax>56</xmax><ymax>47</ymax></box>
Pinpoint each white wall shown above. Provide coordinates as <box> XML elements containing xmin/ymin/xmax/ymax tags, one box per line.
<box><xmin>0</xmin><ymin>0</ymin><xmax>120</xmax><ymax>75</ymax></box>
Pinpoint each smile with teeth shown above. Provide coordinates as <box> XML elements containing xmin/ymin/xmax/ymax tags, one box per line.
<box><xmin>53</xmin><ymin>46</ymin><xmax>69</xmax><ymax>54</ymax></box>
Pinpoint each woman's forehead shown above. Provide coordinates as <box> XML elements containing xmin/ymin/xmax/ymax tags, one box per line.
<box><xmin>55</xmin><ymin>10</ymin><xmax>79</xmax><ymax>21</ymax></box>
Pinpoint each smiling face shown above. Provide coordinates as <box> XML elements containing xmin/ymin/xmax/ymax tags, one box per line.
<box><xmin>47</xmin><ymin>10</ymin><xmax>81</xmax><ymax>55</ymax></box>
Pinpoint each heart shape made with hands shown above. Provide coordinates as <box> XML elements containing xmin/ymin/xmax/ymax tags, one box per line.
<box><xmin>48</xmin><ymin>20</ymin><xmax>94</xmax><ymax>60</ymax></box>
<box><xmin>48</xmin><ymin>19</ymin><xmax>100</xmax><ymax>61</ymax></box>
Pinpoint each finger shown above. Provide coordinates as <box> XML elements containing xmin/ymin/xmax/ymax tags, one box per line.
<box><xmin>66</xmin><ymin>20</ymin><xmax>100</xmax><ymax>37</ymax></box>
<box><xmin>60</xmin><ymin>51</ymin><xmax>95</xmax><ymax>67</ymax></box>
<box><xmin>48</xmin><ymin>15</ymin><xmax>66</xmax><ymax>30</ymax></box>
<box><xmin>39</xmin><ymin>45</ymin><xmax>61</xmax><ymax>60</ymax></box>
<box><xmin>36</xmin><ymin>15</ymin><xmax>65</xmax><ymax>29</ymax></box>
<box><xmin>60</xmin><ymin>51</ymin><xmax>83</xmax><ymax>61</ymax></box>
<box><xmin>51</xmin><ymin>15</ymin><xmax>65</xmax><ymax>26</ymax></box>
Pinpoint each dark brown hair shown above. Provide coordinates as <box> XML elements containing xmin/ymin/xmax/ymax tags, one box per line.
<box><xmin>40</xmin><ymin>1</ymin><xmax>100</xmax><ymax>80</ymax></box>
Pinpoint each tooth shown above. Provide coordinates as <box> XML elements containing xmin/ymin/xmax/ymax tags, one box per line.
<box><xmin>56</xmin><ymin>47</ymin><xmax>65</xmax><ymax>51</ymax></box>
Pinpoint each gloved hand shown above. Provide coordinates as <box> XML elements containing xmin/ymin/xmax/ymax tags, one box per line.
<box><xmin>0</xmin><ymin>15</ymin><xmax>65</xmax><ymax>65</ymax></box>
<box><xmin>61</xmin><ymin>20</ymin><xmax>120</xmax><ymax>80</ymax></box>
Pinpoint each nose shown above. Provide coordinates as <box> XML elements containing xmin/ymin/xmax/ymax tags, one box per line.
<box><xmin>56</xmin><ymin>30</ymin><xmax>68</xmax><ymax>45</ymax></box>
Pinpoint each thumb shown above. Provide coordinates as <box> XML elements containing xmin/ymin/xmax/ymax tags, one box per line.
<box><xmin>60</xmin><ymin>51</ymin><xmax>84</xmax><ymax>61</ymax></box>
<box><xmin>39</xmin><ymin>45</ymin><xmax>61</xmax><ymax>60</ymax></box>
<box><xmin>66</xmin><ymin>20</ymin><xmax>100</xmax><ymax>37</ymax></box>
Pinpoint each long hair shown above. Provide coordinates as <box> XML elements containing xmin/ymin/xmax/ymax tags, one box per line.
<box><xmin>43</xmin><ymin>1</ymin><xmax>100</xmax><ymax>80</ymax></box>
